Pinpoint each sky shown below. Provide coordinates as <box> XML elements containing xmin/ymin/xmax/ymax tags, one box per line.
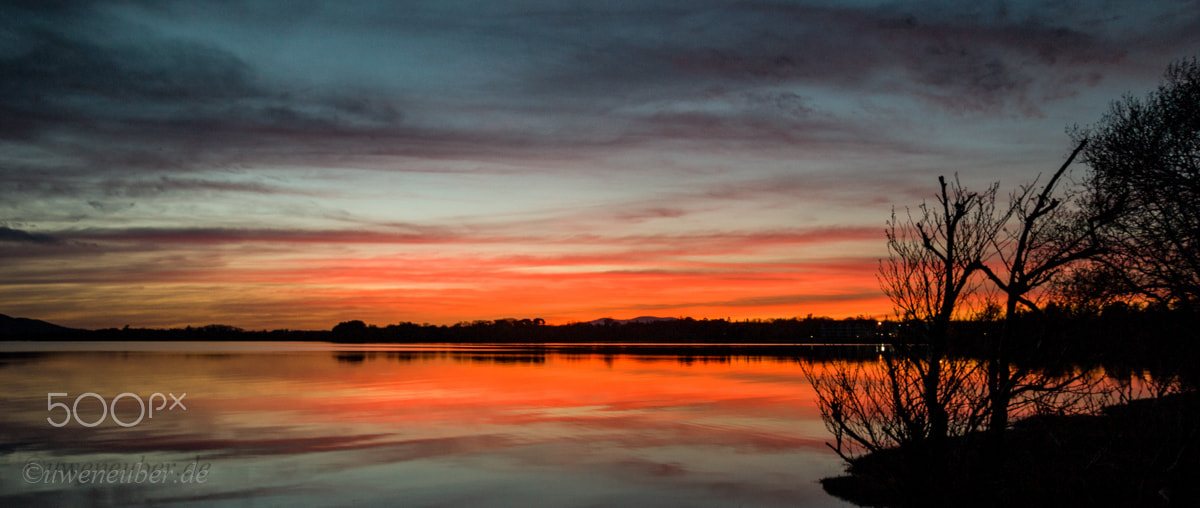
<box><xmin>2</xmin><ymin>0</ymin><xmax>1197</xmax><ymax>330</ymax></box>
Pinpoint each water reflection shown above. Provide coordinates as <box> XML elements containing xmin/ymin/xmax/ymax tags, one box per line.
<box><xmin>0</xmin><ymin>343</ymin><xmax>862</xmax><ymax>507</ymax></box>
<box><xmin>802</xmin><ymin>345</ymin><xmax>1183</xmax><ymax>507</ymax></box>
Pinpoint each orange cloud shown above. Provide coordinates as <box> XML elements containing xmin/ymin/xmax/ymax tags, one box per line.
<box><xmin>1</xmin><ymin>225</ymin><xmax>891</xmax><ymax>329</ymax></box>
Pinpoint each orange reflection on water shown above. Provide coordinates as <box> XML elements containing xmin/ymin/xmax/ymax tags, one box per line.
<box><xmin>0</xmin><ymin>346</ymin><xmax>855</xmax><ymax>507</ymax></box>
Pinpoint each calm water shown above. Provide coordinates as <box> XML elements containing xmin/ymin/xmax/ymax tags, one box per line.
<box><xmin>0</xmin><ymin>342</ymin><xmax>857</xmax><ymax>507</ymax></box>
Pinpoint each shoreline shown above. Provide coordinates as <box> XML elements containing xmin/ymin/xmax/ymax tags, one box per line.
<box><xmin>821</xmin><ymin>390</ymin><xmax>1200</xmax><ymax>507</ymax></box>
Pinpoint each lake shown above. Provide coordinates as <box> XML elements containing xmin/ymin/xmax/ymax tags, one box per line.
<box><xmin>0</xmin><ymin>342</ymin><xmax>861</xmax><ymax>507</ymax></box>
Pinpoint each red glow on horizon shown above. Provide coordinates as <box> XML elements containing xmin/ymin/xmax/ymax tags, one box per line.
<box><xmin>211</xmin><ymin>253</ymin><xmax>891</xmax><ymax>328</ymax></box>
<box><xmin>3</xmin><ymin>227</ymin><xmax>892</xmax><ymax>330</ymax></box>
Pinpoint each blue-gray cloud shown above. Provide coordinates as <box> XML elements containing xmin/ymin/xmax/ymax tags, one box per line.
<box><xmin>5</xmin><ymin>0</ymin><xmax>1189</xmax><ymax>175</ymax></box>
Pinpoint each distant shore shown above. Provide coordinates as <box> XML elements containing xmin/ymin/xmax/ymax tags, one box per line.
<box><xmin>1</xmin><ymin>313</ymin><xmax>891</xmax><ymax>344</ymax></box>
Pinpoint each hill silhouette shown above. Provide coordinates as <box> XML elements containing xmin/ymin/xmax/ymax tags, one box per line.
<box><xmin>584</xmin><ymin>316</ymin><xmax>678</xmax><ymax>325</ymax></box>
<box><xmin>0</xmin><ymin>313</ymin><xmax>80</xmax><ymax>336</ymax></box>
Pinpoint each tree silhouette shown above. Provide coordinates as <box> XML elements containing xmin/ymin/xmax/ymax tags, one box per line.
<box><xmin>809</xmin><ymin>174</ymin><xmax>1003</xmax><ymax>495</ymax></box>
<box><xmin>807</xmin><ymin>354</ymin><xmax>989</xmax><ymax>460</ymax></box>
<box><xmin>877</xmin><ymin>175</ymin><xmax>1002</xmax><ymax>449</ymax></box>
<box><xmin>974</xmin><ymin>139</ymin><xmax>1116</xmax><ymax>443</ymax></box>
<box><xmin>812</xmin><ymin>59</ymin><xmax>1200</xmax><ymax>506</ymax></box>
<box><xmin>1071</xmin><ymin>57</ymin><xmax>1200</xmax><ymax>306</ymax></box>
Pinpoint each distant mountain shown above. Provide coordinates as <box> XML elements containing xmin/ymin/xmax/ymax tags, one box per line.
<box><xmin>0</xmin><ymin>314</ymin><xmax>80</xmax><ymax>335</ymax></box>
<box><xmin>585</xmin><ymin>316</ymin><xmax>680</xmax><ymax>326</ymax></box>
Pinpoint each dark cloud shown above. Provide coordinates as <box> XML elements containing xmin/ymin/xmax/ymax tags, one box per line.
<box><xmin>0</xmin><ymin>23</ymin><xmax>258</xmax><ymax>142</ymax></box>
<box><xmin>97</xmin><ymin>176</ymin><xmax>320</xmax><ymax>198</ymax></box>
<box><xmin>879</xmin><ymin>12</ymin><xmax>1123</xmax><ymax>116</ymax></box>
<box><xmin>0</xmin><ymin>1</ymin><xmax>404</xmax><ymax>176</ymax></box>
<box><xmin>5</xmin><ymin>30</ymin><xmax>256</xmax><ymax>104</ymax></box>
<box><xmin>0</xmin><ymin>226</ymin><xmax>61</xmax><ymax>244</ymax></box>
<box><xmin>59</xmin><ymin>226</ymin><xmax>466</xmax><ymax>245</ymax></box>
<box><xmin>0</xmin><ymin>226</ymin><xmax>105</xmax><ymax>260</ymax></box>
<box><xmin>2</xmin><ymin>174</ymin><xmax>318</xmax><ymax>200</ymax></box>
<box><xmin>504</xmin><ymin>1</ymin><xmax>1135</xmax><ymax>119</ymax></box>
<box><xmin>3</xmin><ymin>0</ymin><xmax>1175</xmax><ymax>179</ymax></box>
<box><xmin>613</xmin><ymin>207</ymin><xmax>690</xmax><ymax>223</ymax></box>
<box><xmin>27</xmin><ymin>224</ymin><xmax>878</xmax><ymax>250</ymax></box>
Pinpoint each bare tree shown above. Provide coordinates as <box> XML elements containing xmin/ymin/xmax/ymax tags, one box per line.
<box><xmin>808</xmin><ymin>175</ymin><xmax>1000</xmax><ymax>466</ymax></box>
<box><xmin>807</xmin><ymin>354</ymin><xmax>989</xmax><ymax>462</ymax></box>
<box><xmin>974</xmin><ymin>139</ymin><xmax>1117</xmax><ymax>442</ymax></box>
<box><xmin>878</xmin><ymin>175</ymin><xmax>1003</xmax><ymax>447</ymax></box>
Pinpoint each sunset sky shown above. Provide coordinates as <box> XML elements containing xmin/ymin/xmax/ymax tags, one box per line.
<box><xmin>2</xmin><ymin>0</ymin><xmax>1197</xmax><ymax>330</ymax></box>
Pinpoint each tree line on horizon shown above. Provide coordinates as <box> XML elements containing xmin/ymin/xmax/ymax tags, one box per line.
<box><xmin>60</xmin><ymin>314</ymin><xmax>889</xmax><ymax>343</ymax></box>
